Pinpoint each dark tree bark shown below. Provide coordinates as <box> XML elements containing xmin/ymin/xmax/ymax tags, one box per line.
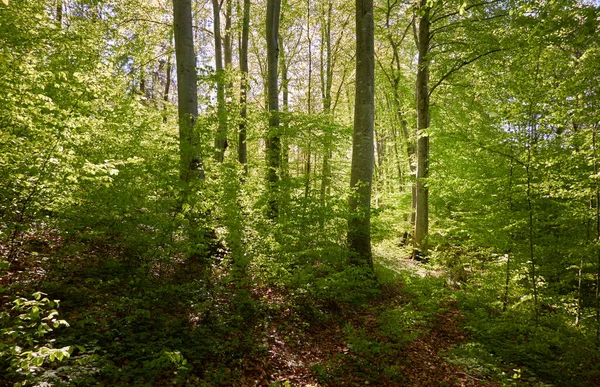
<box><xmin>348</xmin><ymin>0</ymin><xmax>375</xmax><ymax>268</ymax></box>
<box><xmin>163</xmin><ymin>54</ymin><xmax>172</xmax><ymax>123</ymax></box>
<box><xmin>224</xmin><ymin>0</ymin><xmax>233</xmax><ymax>69</ymax></box>
<box><xmin>173</xmin><ymin>0</ymin><xmax>204</xmax><ymax>181</ymax></box>
<box><xmin>238</xmin><ymin>0</ymin><xmax>250</xmax><ymax>170</ymax></box>
<box><xmin>56</xmin><ymin>0</ymin><xmax>62</xmax><ymax>26</ymax></box>
<box><xmin>319</xmin><ymin>0</ymin><xmax>333</xmax><ymax>208</ymax></box>
<box><xmin>280</xmin><ymin>33</ymin><xmax>290</xmax><ymax>181</ymax></box>
<box><xmin>266</xmin><ymin>0</ymin><xmax>282</xmax><ymax>218</ymax></box>
<box><xmin>304</xmin><ymin>0</ymin><xmax>313</xmax><ymax>208</ymax></box>
<box><xmin>213</xmin><ymin>0</ymin><xmax>228</xmax><ymax>162</ymax></box>
<box><xmin>413</xmin><ymin>0</ymin><xmax>430</xmax><ymax>258</ymax></box>
<box><xmin>140</xmin><ymin>68</ymin><xmax>146</xmax><ymax>96</ymax></box>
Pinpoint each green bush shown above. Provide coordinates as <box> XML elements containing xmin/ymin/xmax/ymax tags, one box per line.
<box><xmin>0</xmin><ymin>292</ymin><xmax>71</xmax><ymax>386</ymax></box>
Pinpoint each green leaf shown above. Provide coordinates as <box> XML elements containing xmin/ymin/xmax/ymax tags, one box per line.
<box><xmin>33</xmin><ymin>356</ymin><xmax>44</xmax><ymax>367</ymax></box>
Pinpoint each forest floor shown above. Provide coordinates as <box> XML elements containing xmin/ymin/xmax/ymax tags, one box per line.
<box><xmin>2</xmin><ymin>231</ymin><xmax>507</xmax><ymax>386</ymax></box>
<box><xmin>238</xmin><ymin>248</ymin><xmax>499</xmax><ymax>387</ymax></box>
<box><xmin>246</xmin><ymin>284</ymin><xmax>493</xmax><ymax>386</ymax></box>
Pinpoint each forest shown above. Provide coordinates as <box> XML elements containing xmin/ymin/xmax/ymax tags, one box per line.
<box><xmin>1</xmin><ymin>0</ymin><xmax>600</xmax><ymax>385</ymax></box>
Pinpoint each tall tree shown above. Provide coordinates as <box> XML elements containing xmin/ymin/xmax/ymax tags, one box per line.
<box><xmin>224</xmin><ymin>0</ymin><xmax>233</xmax><ymax>68</ymax></box>
<box><xmin>213</xmin><ymin>0</ymin><xmax>228</xmax><ymax>162</ymax></box>
<box><xmin>348</xmin><ymin>0</ymin><xmax>375</xmax><ymax>267</ymax></box>
<box><xmin>375</xmin><ymin>0</ymin><xmax>415</xmax><ymax>244</ymax></box>
<box><xmin>411</xmin><ymin>0</ymin><xmax>503</xmax><ymax>257</ymax></box>
<box><xmin>238</xmin><ymin>0</ymin><xmax>250</xmax><ymax>169</ymax></box>
<box><xmin>56</xmin><ymin>0</ymin><xmax>62</xmax><ymax>25</ymax></box>
<box><xmin>266</xmin><ymin>0</ymin><xmax>282</xmax><ymax>217</ymax></box>
<box><xmin>163</xmin><ymin>53</ymin><xmax>172</xmax><ymax>123</ymax></box>
<box><xmin>413</xmin><ymin>0</ymin><xmax>430</xmax><ymax>258</ymax></box>
<box><xmin>173</xmin><ymin>0</ymin><xmax>204</xmax><ymax>181</ymax></box>
<box><xmin>319</xmin><ymin>0</ymin><xmax>333</xmax><ymax>208</ymax></box>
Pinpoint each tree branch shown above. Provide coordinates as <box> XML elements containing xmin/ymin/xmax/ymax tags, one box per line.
<box><xmin>430</xmin><ymin>0</ymin><xmax>503</xmax><ymax>24</ymax></box>
<box><xmin>430</xmin><ymin>13</ymin><xmax>508</xmax><ymax>36</ymax></box>
<box><xmin>429</xmin><ymin>48</ymin><xmax>501</xmax><ymax>96</ymax></box>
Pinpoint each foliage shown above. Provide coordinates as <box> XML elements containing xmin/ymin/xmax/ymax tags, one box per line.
<box><xmin>0</xmin><ymin>292</ymin><xmax>71</xmax><ymax>386</ymax></box>
<box><xmin>451</xmin><ymin>253</ymin><xmax>600</xmax><ymax>385</ymax></box>
<box><xmin>1</xmin><ymin>0</ymin><xmax>599</xmax><ymax>385</ymax></box>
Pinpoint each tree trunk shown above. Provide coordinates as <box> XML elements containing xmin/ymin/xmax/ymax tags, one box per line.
<box><xmin>163</xmin><ymin>54</ymin><xmax>172</xmax><ymax>123</ymax></box>
<box><xmin>266</xmin><ymin>0</ymin><xmax>282</xmax><ymax>218</ymax></box>
<box><xmin>527</xmin><ymin>119</ymin><xmax>539</xmax><ymax>322</ymax></box>
<box><xmin>56</xmin><ymin>0</ymin><xmax>62</xmax><ymax>26</ymax></box>
<box><xmin>593</xmin><ymin>129</ymin><xmax>600</xmax><ymax>343</ymax></box>
<box><xmin>503</xmin><ymin>161</ymin><xmax>514</xmax><ymax>312</ymax></box>
<box><xmin>413</xmin><ymin>0</ymin><xmax>430</xmax><ymax>259</ymax></box>
<box><xmin>140</xmin><ymin>68</ymin><xmax>146</xmax><ymax>96</ymax></box>
<box><xmin>280</xmin><ymin>37</ymin><xmax>290</xmax><ymax>182</ymax></box>
<box><xmin>393</xmin><ymin>87</ymin><xmax>416</xmax><ymax>246</ymax></box>
<box><xmin>348</xmin><ymin>0</ymin><xmax>374</xmax><ymax>268</ymax></box>
<box><xmin>173</xmin><ymin>0</ymin><xmax>204</xmax><ymax>181</ymax></box>
<box><xmin>319</xmin><ymin>0</ymin><xmax>333</xmax><ymax>210</ymax></box>
<box><xmin>303</xmin><ymin>0</ymin><xmax>312</xmax><ymax>209</ymax></box>
<box><xmin>238</xmin><ymin>0</ymin><xmax>250</xmax><ymax>170</ymax></box>
<box><xmin>224</xmin><ymin>0</ymin><xmax>233</xmax><ymax>70</ymax></box>
<box><xmin>213</xmin><ymin>0</ymin><xmax>228</xmax><ymax>162</ymax></box>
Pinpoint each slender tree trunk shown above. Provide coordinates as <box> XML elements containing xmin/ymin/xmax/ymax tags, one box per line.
<box><xmin>526</xmin><ymin>121</ymin><xmax>539</xmax><ymax>322</ymax></box>
<box><xmin>577</xmin><ymin>249</ymin><xmax>584</xmax><ymax>325</ymax></box>
<box><xmin>597</xmin><ymin>184</ymin><xmax>600</xmax><ymax>344</ymax></box>
<box><xmin>56</xmin><ymin>0</ymin><xmax>62</xmax><ymax>26</ymax></box>
<box><xmin>393</xmin><ymin>87</ymin><xmax>416</xmax><ymax>246</ymax></box>
<box><xmin>173</xmin><ymin>0</ymin><xmax>203</xmax><ymax>181</ymax></box>
<box><xmin>303</xmin><ymin>0</ymin><xmax>313</xmax><ymax>209</ymax></box>
<box><xmin>224</xmin><ymin>0</ymin><xmax>233</xmax><ymax>70</ymax></box>
<box><xmin>503</xmin><ymin>253</ymin><xmax>511</xmax><ymax>312</ymax></box>
<box><xmin>375</xmin><ymin>127</ymin><xmax>385</xmax><ymax>202</ymax></box>
<box><xmin>390</xmin><ymin>124</ymin><xmax>403</xmax><ymax>189</ymax></box>
<box><xmin>413</xmin><ymin>0</ymin><xmax>430</xmax><ymax>259</ymax></box>
<box><xmin>266</xmin><ymin>0</ymin><xmax>282</xmax><ymax>218</ymax></box>
<box><xmin>280</xmin><ymin>38</ymin><xmax>290</xmax><ymax>181</ymax></box>
<box><xmin>383</xmin><ymin>1</ymin><xmax>415</xmax><ymax>246</ymax></box>
<box><xmin>503</xmin><ymin>161</ymin><xmax>514</xmax><ymax>312</ymax></box>
<box><xmin>140</xmin><ymin>68</ymin><xmax>146</xmax><ymax>96</ymax></box>
<box><xmin>384</xmin><ymin>0</ymin><xmax>415</xmax><ymax>199</ymax></box>
<box><xmin>307</xmin><ymin>0</ymin><xmax>313</xmax><ymax>115</ymax></box>
<box><xmin>213</xmin><ymin>0</ymin><xmax>228</xmax><ymax>162</ymax></box>
<box><xmin>163</xmin><ymin>54</ymin><xmax>172</xmax><ymax>123</ymax></box>
<box><xmin>319</xmin><ymin>0</ymin><xmax>333</xmax><ymax>210</ymax></box>
<box><xmin>348</xmin><ymin>0</ymin><xmax>374</xmax><ymax>268</ymax></box>
<box><xmin>238</xmin><ymin>0</ymin><xmax>250</xmax><ymax>170</ymax></box>
<box><xmin>594</xmin><ymin>129</ymin><xmax>600</xmax><ymax>344</ymax></box>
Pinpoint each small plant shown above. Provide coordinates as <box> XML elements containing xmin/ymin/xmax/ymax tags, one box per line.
<box><xmin>312</xmin><ymin>265</ymin><xmax>380</xmax><ymax>305</ymax></box>
<box><xmin>0</xmin><ymin>292</ymin><xmax>71</xmax><ymax>386</ymax></box>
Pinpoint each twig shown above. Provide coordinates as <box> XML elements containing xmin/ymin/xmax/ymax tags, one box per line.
<box><xmin>429</xmin><ymin>48</ymin><xmax>502</xmax><ymax>96</ymax></box>
<box><xmin>457</xmin><ymin>371</ymin><xmax>485</xmax><ymax>381</ymax></box>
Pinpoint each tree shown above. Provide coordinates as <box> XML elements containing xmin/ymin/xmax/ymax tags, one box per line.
<box><xmin>348</xmin><ymin>0</ymin><xmax>375</xmax><ymax>268</ymax></box>
<box><xmin>413</xmin><ymin>0</ymin><xmax>430</xmax><ymax>258</ymax></box>
<box><xmin>238</xmin><ymin>0</ymin><xmax>250</xmax><ymax>170</ymax></box>
<box><xmin>410</xmin><ymin>0</ymin><xmax>504</xmax><ymax>257</ymax></box>
<box><xmin>173</xmin><ymin>0</ymin><xmax>203</xmax><ymax>181</ymax></box>
<box><xmin>266</xmin><ymin>0</ymin><xmax>282</xmax><ymax>217</ymax></box>
<box><xmin>375</xmin><ymin>0</ymin><xmax>416</xmax><ymax>245</ymax></box>
<box><xmin>213</xmin><ymin>0</ymin><xmax>228</xmax><ymax>162</ymax></box>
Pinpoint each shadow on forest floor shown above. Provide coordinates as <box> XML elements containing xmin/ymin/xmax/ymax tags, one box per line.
<box><xmin>3</xmin><ymin>231</ymin><xmax>594</xmax><ymax>386</ymax></box>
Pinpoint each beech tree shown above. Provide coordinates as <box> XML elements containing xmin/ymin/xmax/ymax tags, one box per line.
<box><xmin>213</xmin><ymin>0</ymin><xmax>228</xmax><ymax>162</ymax></box>
<box><xmin>348</xmin><ymin>0</ymin><xmax>375</xmax><ymax>267</ymax></box>
<box><xmin>238</xmin><ymin>0</ymin><xmax>250</xmax><ymax>169</ymax></box>
<box><xmin>413</xmin><ymin>0</ymin><xmax>430</xmax><ymax>258</ymax></box>
<box><xmin>266</xmin><ymin>0</ymin><xmax>282</xmax><ymax>217</ymax></box>
<box><xmin>173</xmin><ymin>0</ymin><xmax>203</xmax><ymax>181</ymax></box>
